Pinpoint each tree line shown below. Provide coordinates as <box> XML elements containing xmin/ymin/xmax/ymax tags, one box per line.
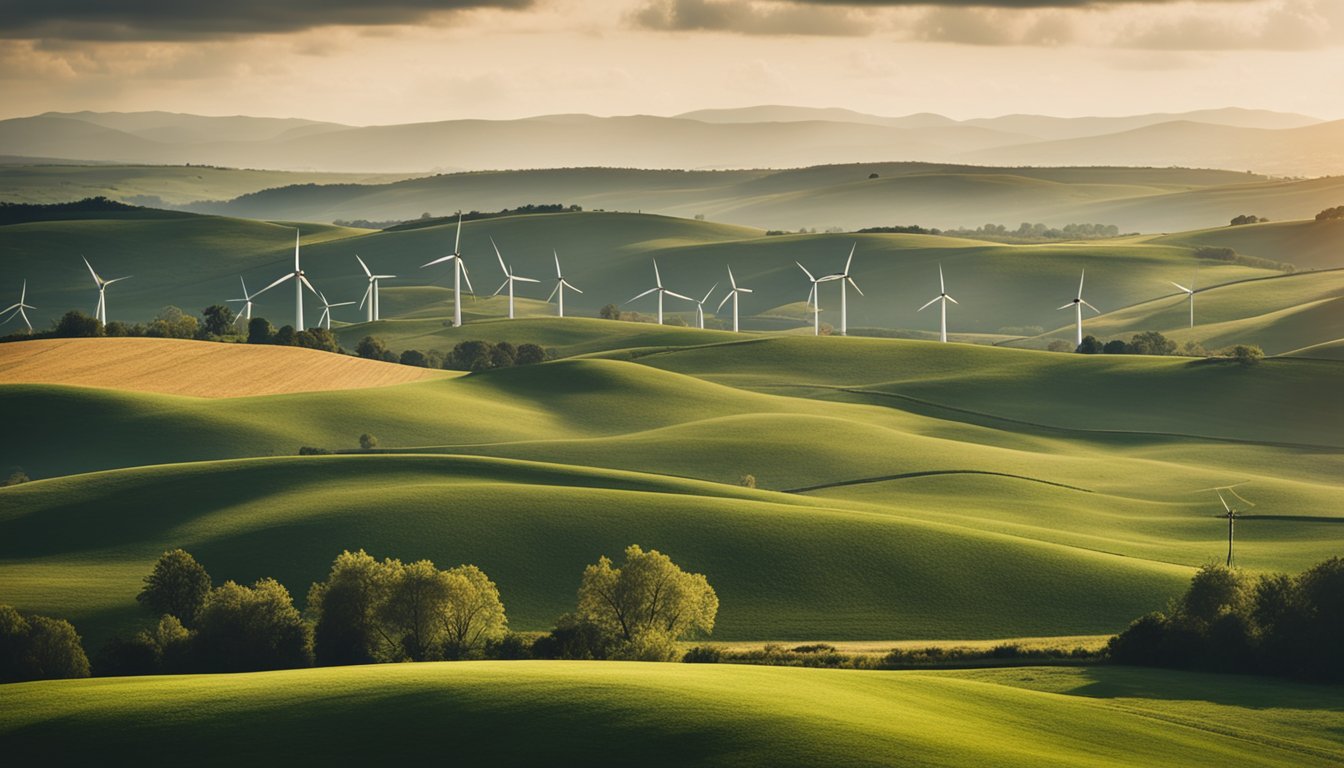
<box><xmin>1109</xmin><ymin>558</ymin><xmax>1344</xmax><ymax>683</ymax></box>
<box><xmin>1064</xmin><ymin>331</ymin><xmax>1264</xmax><ymax>365</ymax></box>
<box><xmin>1</xmin><ymin>544</ymin><xmax>717</xmax><ymax>683</ymax></box>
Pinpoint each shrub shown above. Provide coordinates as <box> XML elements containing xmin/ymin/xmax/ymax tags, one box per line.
<box><xmin>295</xmin><ymin>327</ymin><xmax>340</xmax><ymax>353</ymax></box>
<box><xmin>515</xmin><ymin>343</ymin><xmax>547</xmax><ymax>366</ymax></box>
<box><xmin>356</xmin><ymin>336</ymin><xmax>388</xmax><ymax>360</ymax></box>
<box><xmin>489</xmin><ymin>341</ymin><xmax>517</xmax><ymax>368</ymax></box>
<box><xmin>683</xmin><ymin>645</ymin><xmax>723</xmax><ymax>663</ymax></box>
<box><xmin>1315</xmin><ymin>205</ymin><xmax>1344</xmax><ymax>222</ymax></box>
<box><xmin>1127</xmin><ymin>331</ymin><xmax>1176</xmax><ymax>356</ymax></box>
<box><xmin>0</xmin><ymin>605</ymin><xmax>90</xmax><ymax>682</ymax></box>
<box><xmin>2</xmin><ymin>470</ymin><xmax>30</xmax><ymax>486</ymax></box>
<box><xmin>272</xmin><ymin>325</ymin><xmax>297</xmax><ymax>346</ymax></box>
<box><xmin>1224</xmin><ymin>344</ymin><xmax>1264</xmax><ymax>367</ymax></box>
<box><xmin>359</xmin><ymin>433</ymin><xmax>378</xmax><ymax>450</ymax></box>
<box><xmin>1046</xmin><ymin>340</ymin><xmax>1072</xmax><ymax>352</ymax></box>
<box><xmin>531</xmin><ymin>614</ymin><xmax>614</xmax><ymax>660</ymax></box>
<box><xmin>193</xmin><ymin>578</ymin><xmax>313</xmax><ymax>673</ymax></box>
<box><xmin>299</xmin><ymin>446</ymin><xmax>333</xmax><ymax>455</ymax></box>
<box><xmin>739</xmin><ymin>474</ymin><xmax>757</xmax><ymax>489</ymax></box>
<box><xmin>137</xmin><ymin>549</ymin><xmax>212</xmax><ymax>627</ymax></box>
<box><xmin>1229</xmin><ymin>214</ymin><xmax>1267</xmax><ymax>226</ymax></box>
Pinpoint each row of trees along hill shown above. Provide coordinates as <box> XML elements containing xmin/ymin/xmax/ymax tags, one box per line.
<box><xmin>355</xmin><ymin>337</ymin><xmax>552</xmax><ymax>371</ymax></box>
<box><xmin>1068</xmin><ymin>331</ymin><xmax>1264</xmax><ymax>365</ymax></box>
<box><xmin>3</xmin><ymin>544</ymin><xmax>717</xmax><ymax>682</ymax></box>
<box><xmin>1109</xmin><ymin>558</ymin><xmax>1344</xmax><ymax>683</ymax></box>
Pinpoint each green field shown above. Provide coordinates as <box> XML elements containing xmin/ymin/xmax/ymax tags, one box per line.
<box><xmin>3</xmin><ymin>663</ymin><xmax>1341</xmax><ymax>766</ymax></box>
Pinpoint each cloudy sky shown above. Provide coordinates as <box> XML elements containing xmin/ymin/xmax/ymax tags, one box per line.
<box><xmin>1</xmin><ymin>0</ymin><xmax>1340</xmax><ymax>123</ymax></box>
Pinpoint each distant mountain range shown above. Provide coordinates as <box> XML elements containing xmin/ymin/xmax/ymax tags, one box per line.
<box><xmin>0</xmin><ymin>107</ymin><xmax>1336</xmax><ymax>176</ymax></box>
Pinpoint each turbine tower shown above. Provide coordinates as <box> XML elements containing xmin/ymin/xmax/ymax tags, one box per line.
<box><xmin>420</xmin><ymin>212</ymin><xmax>472</xmax><ymax>327</ymax></box>
<box><xmin>257</xmin><ymin>230</ymin><xmax>317</xmax><ymax>329</ymax></box>
<box><xmin>546</xmin><ymin>250</ymin><xmax>583</xmax><ymax>318</ymax></box>
<box><xmin>1169</xmin><ymin>267</ymin><xmax>1197</xmax><ymax>328</ymax></box>
<box><xmin>356</xmin><ymin>255</ymin><xmax>396</xmax><ymax>322</ymax></box>
<box><xmin>1</xmin><ymin>280</ymin><xmax>35</xmax><ymax>332</ymax></box>
<box><xmin>692</xmin><ymin>283</ymin><xmax>719</xmax><ymax>329</ymax></box>
<box><xmin>1209</xmin><ymin>485</ymin><xmax>1255</xmax><ymax>567</ymax></box>
<box><xmin>796</xmin><ymin>261</ymin><xmax>834</xmax><ymax>336</ymax></box>
<box><xmin>83</xmin><ymin>256</ymin><xmax>131</xmax><ymax>325</ymax></box>
<box><xmin>716</xmin><ymin>265</ymin><xmax>753</xmax><ymax>333</ymax></box>
<box><xmin>1058</xmin><ymin>269</ymin><xmax>1100</xmax><ymax>348</ymax></box>
<box><xmin>227</xmin><ymin>277</ymin><xmax>258</xmax><ymax>326</ymax></box>
<box><xmin>491</xmin><ymin>238</ymin><xmax>538</xmax><ymax>319</ymax></box>
<box><xmin>917</xmin><ymin>264</ymin><xmax>958</xmax><ymax>343</ymax></box>
<box><xmin>823</xmin><ymin>244</ymin><xmax>863</xmax><ymax>336</ymax></box>
<box><xmin>627</xmin><ymin>259</ymin><xmax>692</xmax><ymax>325</ymax></box>
<box><xmin>316</xmin><ymin>290</ymin><xmax>355</xmax><ymax>330</ymax></box>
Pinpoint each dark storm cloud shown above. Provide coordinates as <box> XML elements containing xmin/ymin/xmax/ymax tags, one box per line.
<box><xmin>0</xmin><ymin>0</ymin><xmax>534</xmax><ymax>41</ymax></box>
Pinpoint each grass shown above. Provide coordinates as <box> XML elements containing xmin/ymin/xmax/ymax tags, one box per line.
<box><xmin>0</xmin><ymin>337</ymin><xmax>447</xmax><ymax>397</ymax></box>
<box><xmin>2</xmin><ymin>663</ymin><xmax>1341</xmax><ymax>766</ymax></box>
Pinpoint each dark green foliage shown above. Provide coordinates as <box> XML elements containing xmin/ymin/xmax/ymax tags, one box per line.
<box><xmin>1230</xmin><ymin>214</ymin><xmax>1268</xmax><ymax>226</ymax></box>
<box><xmin>399</xmin><ymin>349</ymin><xmax>429</xmax><ymax>367</ymax></box>
<box><xmin>1075</xmin><ymin>335</ymin><xmax>1103</xmax><ymax>354</ymax></box>
<box><xmin>1102</xmin><ymin>339</ymin><xmax>1127</xmax><ymax>354</ymax></box>
<box><xmin>192</xmin><ymin>578</ymin><xmax>313</xmax><ymax>673</ymax></box>
<box><xmin>200</xmin><ymin>305</ymin><xmax>235</xmax><ymax>337</ymax></box>
<box><xmin>247</xmin><ymin>317</ymin><xmax>275</xmax><ymax>344</ymax></box>
<box><xmin>137</xmin><ymin>549</ymin><xmax>211</xmax><ymax>626</ymax></box>
<box><xmin>530</xmin><ymin>614</ymin><xmax>614</xmax><ymax>661</ymax></box>
<box><xmin>146</xmin><ymin>306</ymin><xmax>199</xmax><ymax>339</ymax></box>
<box><xmin>356</xmin><ymin>336</ymin><xmax>388</xmax><ymax>360</ymax></box>
<box><xmin>1315</xmin><ymin>205</ymin><xmax>1344</xmax><ymax>221</ymax></box>
<box><xmin>484</xmin><ymin>633</ymin><xmax>534</xmax><ymax>660</ymax></box>
<box><xmin>298</xmin><ymin>446</ymin><xmax>333</xmax><ymax>455</ymax></box>
<box><xmin>55</xmin><ymin>310</ymin><xmax>103</xmax><ymax>338</ymax></box>
<box><xmin>448</xmin><ymin>340</ymin><xmax>496</xmax><ymax>371</ymax></box>
<box><xmin>0</xmin><ymin>196</ymin><xmax>146</xmax><ymax>225</ymax></box>
<box><xmin>295</xmin><ymin>327</ymin><xmax>340</xmax><ymax>352</ymax></box>
<box><xmin>488</xmin><ymin>341</ymin><xmax>516</xmax><ymax>368</ymax></box>
<box><xmin>683</xmin><ymin>645</ymin><xmax>723</xmax><ymax>663</ymax></box>
<box><xmin>93</xmin><ymin>634</ymin><xmax>159</xmax><ymax>677</ymax></box>
<box><xmin>1109</xmin><ymin>558</ymin><xmax>1344</xmax><ymax>682</ymax></box>
<box><xmin>307</xmin><ymin>550</ymin><xmax>386</xmax><ymax>667</ymax></box>
<box><xmin>0</xmin><ymin>604</ymin><xmax>90</xmax><ymax>682</ymax></box>
<box><xmin>1224</xmin><ymin>344</ymin><xmax>1264</xmax><ymax>366</ymax></box>
<box><xmin>598</xmin><ymin>304</ymin><xmax>620</xmax><ymax>320</ymax></box>
<box><xmin>359</xmin><ymin>433</ymin><xmax>378</xmax><ymax>450</ymax></box>
<box><xmin>2</xmin><ymin>469</ymin><xmax>30</xmax><ymax>486</ymax></box>
<box><xmin>272</xmin><ymin>325</ymin><xmax>297</xmax><ymax>346</ymax></box>
<box><xmin>1126</xmin><ymin>331</ymin><xmax>1177</xmax><ymax>356</ymax></box>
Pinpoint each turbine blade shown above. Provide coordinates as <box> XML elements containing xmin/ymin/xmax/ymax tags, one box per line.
<box><xmin>939</xmin><ymin>264</ymin><xmax>945</xmax><ymax>294</ymax></box>
<box><xmin>554</xmin><ymin>250</ymin><xmax>562</xmax><ymax>278</ymax></box>
<box><xmin>653</xmin><ymin>259</ymin><xmax>662</xmax><ymax>288</ymax></box>
<box><xmin>359</xmin><ymin>285</ymin><xmax>371</xmax><ymax>310</ymax></box>
<box><xmin>83</xmin><ymin>256</ymin><xmax>102</xmax><ymax>285</ymax></box>
<box><xmin>459</xmin><ymin>261</ymin><xmax>474</xmax><ymax>294</ymax></box>
<box><xmin>514</xmin><ymin>276</ymin><xmax>540</xmax><ymax>284</ymax></box>
<box><xmin>918</xmin><ymin>296</ymin><xmax>941</xmax><ymax>312</ymax></box>
<box><xmin>454</xmin><ymin>211</ymin><xmax>463</xmax><ymax>255</ymax></box>
<box><xmin>566</xmin><ymin>281</ymin><xmax>584</xmax><ymax>294</ymax></box>
<box><xmin>257</xmin><ymin>272</ymin><xmax>295</xmax><ymax>295</ymax></box>
<box><xmin>628</xmin><ymin>286</ymin><xmax>659</xmax><ymax>303</ymax></box>
<box><xmin>294</xmin><ymin>229</ymin><xmax>301</xmax><ymax>271</ymax></box>
<box><xmin>104</xmin><ymin>276</ymin><xmax>132</xmax><ymax>285</ymax></box>
<box><xmin>848</xmin><ymin>277</ymin><xmax>864</xmax><ymax>297</ymax></box>
<box><xmin>664</xmin><ymin>290</ymin><xmax>693</xmax><ymax>302</ymax></box>
<box><xmin>1082</xmin><ymin>300</ymin><xmax>1101</xmax><ymax>314</ymax></box>
<box><xmin>945</xmin><ymin>295</ymin><xmax>959</xmax><ymax>305</ymax></box>
<box><xmin>1170</xmin><ymin>282</ymin><xmax>1191</xmax><ymax>293</ymax></box>
<box><xmin>796</xmin><ymin>262</ymin><xmax>815</xmax><ymax>281</ymax></box>
<box><xmin>739</xmin><ymin>287</ymin><xmax>753</xmax><ymax>293</ymax></box>
<box><xmin>727</xmin><ymin>265</ymin><xmax>737</xmax><ymax>290</ymax></box>
<box><xmin>1057</xmin><ymin>302</ymin><xmax>1074</xmax><ymax>311</ymax></box>
<box><xmin>421</xmin><ymin>254</ymin><xmax>456</xmax><ymax>268</ymax></box>
<box><xmin>701</xmin><ymin>283</ymin><xmax>719</xmax><ymax>304</ymax></box>
<box><xmin>716</xmin><ymin>292</ymin><xmax>733</xmax><ymax>312</ymax></box>
<box><xmin>492</xmin><ymin>238</ymin><xmax>507</xmax><ymax>275</ymax></box>
<box><xmin>546</xmin><ymin>283</ymin><xmax>561</xmax><ymax>303</ymax></box>
<box><xmin>845</xmin><ymin>243</ymin><xmax>855</xmax><ymax>275</ymax></box>
<box><xmin>331</xmin><ymin>301</ymin><xmax>355</xmax><ymax>308</ymax></box>
<box><xmin>356</xmin><ymin>254</ymin><xmax>371</xmax><ymax>277</ymax></box>
<box><xmin>1077</xmin><ymin>269</ymin><xmax>1085</xmax><ymax>299</ymax></box>
<box><xmin>493</xmin><ymin>279</ymin><xmax>510</xmax><ymax>297</ymax></box>
<box><xmin>300</xmin><ymin>275</ymin><xmax>319</xmax><ymax>296</ymax></box>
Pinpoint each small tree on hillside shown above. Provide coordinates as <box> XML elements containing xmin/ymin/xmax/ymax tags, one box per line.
<box><xmin>307</xmin><ymin>550</ymin><xmax>392</xmax><ymax>667</ymax></box>
<box><xmin>55</xmin><ymin>310</ymin><xmax>103</xmax><ymax>338</ymax></box>
<box><xmin>359</xmin><ymin>433</ymin><xmax>378</xmax><ymax>450</ymax></box>
<box><xmin>1225</xmin><ymin>344</ymin><xmax>1264</xmax><ymax>367</ymax></box>
<box><xmin>0</xmin><ymin>605</ymin><xmax>90</xmax><ymax>683</ymax></box>
<box><xmin>1075</xmin><ymin>335</ymin><xmax>1104</xmax><ymax>354</ymax></box>
<box><xmin>515</xmin><ymin>343</ymin><xmax>547</xmax><ymax>366</ymax></box>
<box><xmin>247</xmin><ymin>317</ymin><xmax>275</xmax><ymax>344</ymax></box>
<box><xmin>193</xmin><ymin>578</ymin><xmax>312</xmax><ymax>672</ymax></box>
<box><xmin>598</xmin><ymin>304</ymin><xmax>620</xmax><ymax>320</ymax></box>
<box><xmin>576</xmin><ymin>545</ymin><xmax>718</xmax><ymax>661</ymax></box>
<box><xmin>356</xmin><ymin>336</ymin><xmax>388</xmax><ymax>360</ymax></box>
<box><xmin>399</xmin><ymin>349</ymin><xmax>429</xmax><ymax>367</ymax></box>
<box><xmin>438</xmin><ymin>565</ymin><xmax>508</xmax><ymax>659</ymax></box>
<box><xmin>137</xmin><ymin>549</ymin><xmax>212</xmax><ymax>626</ymax></box>
<box><xmin>201</xmin><ymin>304</ymin><xmax>235</xmax><ymax>337</ymax></box>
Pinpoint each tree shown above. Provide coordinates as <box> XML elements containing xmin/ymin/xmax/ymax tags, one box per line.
<box><xmin>147</xmin><ymin>306</ymin><xmax>198</xmax><ymax>339</ymax></box>
<box><xmin>598</xmin><ymin>304</ymin><xmax>620</xmax><ymax>320</ymax></box>
<box><xmin>378</xmin><ymin>559</ymin><xmax>450</xmax><ymax>662</ymax></box>
<box><xmin>201</xmin><ymin>304</ymin><xmax>235</xmax><ymax>337</ymax></box>
<box><xmin>55</xmin><ymin>310</ymin><xmax>103</xmax><ymax>338</ymax></box>
<box><xmin>359</xmin><ymin>433</ymin><xmax>378</xmax><ymax>450</ymax></box>
<box><xmin>515</xmin><ymin>343</ymin><xmax>547</xmax><ymax>366</ymax></box>
<box><xmin>399</xmin><ymin>349</ymin><xmax>429</xmax><ymax>367</ymax></box>
<box><xmin>356</xmin><ymin>336</ymin><xmax>388</xmax><ymax>360</ymax></box>
<box><xmin>273</xmin><ymin>325</ymin><xmax>298</xmax><ymax>346</ymax></box>
<box><xmin>296</xmin><ymin>327</ymin><xmax>340</xmax><ymax>353</ymax></box>
<box><xmin>1178</xmin><ymin>563</ymin><xmax>1251</xmax><ymax>629</ymax></box>
<box><xmin>438</xmin><ymin>565</ymin><xmax>508</xmax><ymax>659</ymax></box>
<box><xmin>137</xmin><ymin>549</ymin><xmax>212</xmax><ymax>626</ymax></box>
<box><xmin>448</xmin><ymin>340</ymin><xmax>494</xmax><ymax>372</ymax></box>
<box><xmin>1126</xmin><ymin>330</ymin><xmax>1175</xmax><ymax>356</ymax></box>
<box><xmin>1102</xmin><ymin>339</ymin><xmax>1128</xmax><ymax>354</ymax></box>
<box><xmin>1230</xmin><ymin>214</ymin><xmax>1267</xmax><ymax>226</ymax></box>
<box><xmin>576</xmin><ymin>545</ymin><xmax>718</xmax><ymax>661</ymax></box>
<box><xmin>193</xmin><ymin>578</ymin><xmax>313</xmax><ymax>672</ymax></box>
<box><xmin>307</xmin><ymin>550</ymin><xmax>392</xmax><ymax>666</ymax></box>
<box><xmin>0</xmin><ymin>605</ymin><xmax>90</xmax><ymax>682</ymax></box>
<box><xmin>247</xmin><ymin>317</ymin><xmax>275</xmax><ymax>344</ymax></box>
<box><xmin>1075</xmin><ymin>335</ymin><xmax>1104</xmax><ymax>354</ymax></box>
<box><xmin>138</xmin><ymin>614</ymin><xmax>192</xmax><ymax>673</ymax></box>
<box><xmin>1225</xmin><ymin>344</ymin><xmax>1263</xmax><ymax>367</ymax></box>
<box><xmin>1315</xmin><ymin>205</ymin><xmax>1344</xmax><ymax>222</ymax></box>
<box><xmin>489</xmin><ymin>341</ymin><xmax>517</xmax><ymax>368</ymax></box>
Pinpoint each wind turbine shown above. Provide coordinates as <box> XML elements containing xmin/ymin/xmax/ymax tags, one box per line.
<box><xmin>797</xmin><ymin>262</ymin><xmax>834</xmax><ymax>336</ymax></box>
<box><xmin>546</xmin><ymin>250</ymin><xmax>583</xmax><ymax>318</ymax></box>
<box><xmin>715</xmin><ymin>265</ymin><xmax>753</xmax><ymax>333</ymax></box>
<box><xmin>692</xmin><ymin>283</ymin><xmax>719</xmax><ymax>330</ymax></box>
<box><xmin>1203</xmin><ymin>484</ymin><xmax>1255</xmax><ymax>567</ymax></box>
<box><xmin>316</xmin><ymin>290</ymin><xmax>355</xmax><ymax>330</ymax></box>
<box><xmin>420</xmin><ymin>212</ymin><xmax>473</xmax><ymax>327</ymax></box>
<box><xmin>256</xmin><ymin>230</ymin><xmax>317</xmax><ymax>329</ymax></box>
<box><xmin>491</xmin><ymin>238</ymin><xmax>538</xmax><ymax>319</ymax></box>
<box><xmin>822</xmin><ymin>244</ymin><xmax>863</xmax><ymax>336</ymax></box>
<box><xmin>627</xmin><ymin>259</ymin><xmax>692</xmax><ymax>325</ymax></box>
<box><xmin>356</xmin><ymin>255</ymin><xmax>396</xmax><ymax>322</ymax></box>
<box><xmin>224</xmin><ymin>277</ymin><xmax>255</xmax><ymax>328</ymax></box>
<box><xmin>83</xmin><ymin>256</ymin><xmax>131</xmax><ymax>325</ymax></box>
<box><xmin>1058</xmin><ymin>269</ymin><xmax>1100</xmax><ymax>348</ymax></box>
<box><xmin>917</xmin><ymin>264</ymin><xmax>958</xmax><ymax>343</ymax></box>
<box><xmin>1</xmin><ymin>280</ymin><xmax>35</xmax><ymax>333</ymax></box>
<box><xmin>1169</xmin><ymin>266</ymin><xmax>1198</xmax><ymax>328</ymax></box>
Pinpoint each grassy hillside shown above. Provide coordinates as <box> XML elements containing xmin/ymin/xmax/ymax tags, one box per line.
<box><xmin>0</xmin><ymin>337</ymin><xmax>447</xmax><ymax>397</ymax></box>
<box><xmin>3</xmin><ymin>664</ymin><xmax>1341</xmax><ymax>767</ymax></box>
<box><xmin>1151</xmin><ymin>218</ymin><xmax>1344</xmax><ymax>272</ymax></box>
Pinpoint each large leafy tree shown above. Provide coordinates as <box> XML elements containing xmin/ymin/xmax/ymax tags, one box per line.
<box><xmin>137</xmin><ymin>549</ymin><xmax>212</xmax><ymax>626</ymax></box>
<box><xmin>577</xmin><ymin>545</ymin><xmax>718</xmax><ymax>660</ymax></box>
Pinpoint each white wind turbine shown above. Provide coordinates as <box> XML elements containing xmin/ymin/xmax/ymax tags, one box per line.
<box><xmin>227</xmin><ymin>277</ymin><xmax>258</xmax><ymax>326</ymax></box>
<box><xmin>256</xmin><ymin>229</ymin><xmax>318</xmax><ymax>329</ymax></box>
<box><xmin>356</xmin><ymin>255</ymin><xmax>396</xmax><ymax>322</ymax></box>
<box><xmin>1197</xmin><ymin>484</ymin><xmax>1255</xmax><ymax>568</ymax></box>
<box><xmin>692</xmin><ymin>283</ymin><xmax>719</xmax><ymax>329</ymax></box>
<box><xmin>917</xmin><ymin>264</ymin><xmax>957</xmax><ymax>343</ymax></box>
<box><xmin>1</xmin><ymin>280</ymin><xmax>35</xmax><ymax>333</ymax></box>
<box><xmin>797</xmin><ymin>261</ymin><xmax>835</xmax><ymax>336</ymax></box>
<box><xmin>420</xmin><ymin>212</ymin><xmax>473</xmax><ymax>327</ymax></box>
<box><xmin>1058</xmin><ymin>269</ymin><xmax>1100</xmax><ymax>348</ymax></box>
<box><xmin>822</xmin><ymin>243</ymin><xmax>863</xmax><ymax>336</ymax></box>
<box><xmin>491</xmin><ymin>238</ymin><xmax>538</xmax><ymax>319</ymax></box>
<box><xmin>546</xmin><ymin>250</ymin><xmax>583</xmax><ymax>317</ymax></box>
<box><xmin>715</xmin><ymin>265</ymin><xmax>753</xmax><ymax>333</ymax></box>
<box><xmin>316</xmin><ymin>290</ymin><xmax>355</xmax><ymax>330</ymax></box>
<box><xmin>1169</xmin><ymin>266</ymin><xmax>1198</xmax><ymax>328</ymax></box>
<box><xmin>627</xmin><ymin>259</ymin><xmax>692</xmax><ymax>325</ymax></box>
<box><xmin>83</xmin><ymin>256</ymin><xmax>131</xmax><ymax>325</ymax></box>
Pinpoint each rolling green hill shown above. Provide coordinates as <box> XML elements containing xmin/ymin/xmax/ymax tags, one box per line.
<box><xmin>1151</xmin><ymin>219</ymin><xmax>1344</xmax><ymax>272</ymax></box>
<box><xmin>3</xmin><ymin>664</ymin><xmax>1341</xmax><ymax>767</ymax></box>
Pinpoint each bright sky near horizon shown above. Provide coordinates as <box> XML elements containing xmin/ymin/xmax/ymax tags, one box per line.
<box><xmin>1</xmin><ymin>0</ymin><xmax>1341</xmax><ymax>124</ymax></box>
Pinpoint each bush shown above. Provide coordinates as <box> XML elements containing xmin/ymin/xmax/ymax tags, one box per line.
<box><xmin>1075</xmin><ymin>335</ymin><xmax>1104</xmax><ymax>354</ymax></box>
<box><xmin>193</xmin><ymin>578</ymin><xmax>313</xmax><ymax>673</ymax></box>
<box><xmin>489</xmin><ymin>341</ymin><xmax>517</xmax><ymax>368</ymax></box>
<box><xmin>146</xmin><ymin>306</ymin><xmax>199</xmax><ymax>339</ymax></box>
<box><xmin>295</xmin><ymin>327</ymin><xmax>340</xmax><ymax>353</ymax></box>
<box><xmin>1315</xmin><ymin>205</ymin><xmax>1344</xmax><ymax>222</ymax></box>
<box><xmin>0</xmin><ymin>605</ymin><xmax>90</xmax><ymax>682</ymax></box>
<box><xmin>137</xmin><ymin>549</ymin><xmax>212</xmax><ymax>627</ymax></box>
<box><xmin>515</xmin><ymin>343</ymin><xmax>547</xmax><ymax>366</ymax></box>
<box><xmin>356</xmin><ymin>336</ymin><xmax>388</xmax><ymax>360</ymax></box>
<box><xmin>399</xmin><ymin>349</ymin><xmax>429</xmax><ymax>367</ymax></box>
<box><xmin>2</xmin><ymin>470</ymin><xmax>30</xmax><ymax>486</ymax></box>
<box><xmin>1224</xmin><ymin>344</ymin><xmax>1264</xmax><ymax>366</ymax></box>
<box><xmin>359</xmin><ymin>433</ymin><xmax>378</xmax><ymax>450</ymax></box>
<box><xmin>485</xmin><ymin>632</ymin><xmax>535</xmax><ymax>660</ymax></box>
<box><xmin>683</xmin><ymin>645</ymin><xmax>723</xmax><ymax>663</ymax></box>
<box><xmin>299</xmin><ymin>446</ymin><xmax>333</xmax><ymax>455</ymax></box>
<box><xmin>739</xmin><ymin>474</ymin><xmax>757</xmax><ymax>489</ymax></box>
<box><xmin>247</xmin><ymin>317</ymin><xmax>275</xmax><ymax>344</ymax></box>
<box><xmin>1127</xmin><ymin>331</ymin><xmax>1176</xmax><ymax>356</ymax></box>
<box><xmin>1046</xmin><ymin>340</ymin><xmax>1072</xmax><ymax>352</ymax></box>
<box><xmin>55</xmin><ymin>310</ymin><xmax>103</xmax><ymax>338</ymax></box>
<box><xmin>598</xmin><ymin>304</ymin><xmax>620</xmax><ymax>320</ymax></box>
<box><xmin>1229</xmin><ymin>214</ymin><xmax>1267</xmax><ymax>226</ymax></box>
<box><xmin>531</xmin><ymin>614</ymin><xmax>614</xmax><ymax>660</ymax></box>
